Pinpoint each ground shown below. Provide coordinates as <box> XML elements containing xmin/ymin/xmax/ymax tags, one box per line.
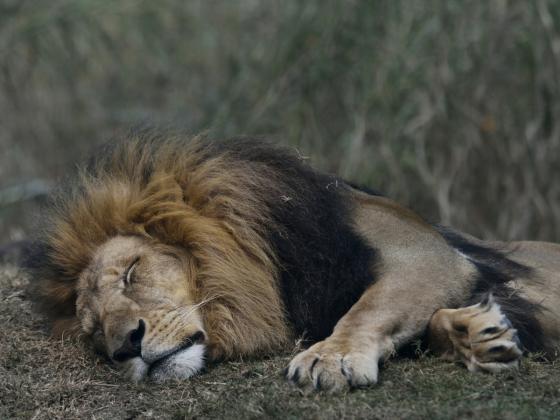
<box><xmin>1</xmin><ymin>265</ymin><xmax>559</xmax><ymax>420</ymax></box>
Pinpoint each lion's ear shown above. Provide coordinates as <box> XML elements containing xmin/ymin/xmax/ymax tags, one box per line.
<box><xmin>51</xmin><ymin>317</ymin><xmax>82</xmax><ymax>339</ymax></box>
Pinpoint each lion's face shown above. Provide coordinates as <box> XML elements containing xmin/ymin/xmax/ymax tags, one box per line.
<box><xmin>75</xmin><ymin>236</ymin><xmax>206</xmax><ymax>382</ymax></box>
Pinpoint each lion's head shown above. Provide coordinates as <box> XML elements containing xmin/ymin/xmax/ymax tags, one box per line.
<box><xmin>27</xmin><ymin>132</ymin><xmax>292</xmax><ymax>382</ymax></box>
<box><xmin>77</xmin><ymin>235</ymin><xmax>206</xmax><ymax>381</ymax></box>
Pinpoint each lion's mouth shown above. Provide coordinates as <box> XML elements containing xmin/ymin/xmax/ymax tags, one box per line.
<box><xmin>148</xmin><ymin>349</ymin><xmax>181</xmax><ymax>375</ymax></box>
<box><xmin>147</xmin><ymin>342</ymin><xmax>192</xmax><ymax>374</ymax></box>
<box><xmin>147</xmin><ymin>330</ymin><xmax>205</xmax><ymax>374</ymax></box>
<box><xmin>147</xmin><ymin>343</ymin><xmax>206</xmax><ymax>382</ymax></box>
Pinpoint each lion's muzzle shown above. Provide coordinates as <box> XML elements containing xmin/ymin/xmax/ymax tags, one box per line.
<box><xmin>110</xmin><ymin>317</ymin><xmax>207</xmax><ymax>382</ymax></box>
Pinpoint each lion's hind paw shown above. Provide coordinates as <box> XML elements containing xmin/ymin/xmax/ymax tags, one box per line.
<box><xmin>466</xmin><ymin>296</ymin><xmax>523</xmax><ymax>372</ymax></box>
<box><xmin>435</xmin><ymin>293</ymin><xmax>524</xmax><ymax>373</ymax></box>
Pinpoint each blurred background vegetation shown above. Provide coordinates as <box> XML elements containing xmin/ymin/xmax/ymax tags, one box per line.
<box><xmin>1</xmin><ymin>0</ymin><xmax>560</xmax><ymax>246</ymax></box>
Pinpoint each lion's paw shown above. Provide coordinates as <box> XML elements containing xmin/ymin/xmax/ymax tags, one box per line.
<box><xmin>467</xmin><ymin>301</ymin><xmax>523</xmax><ymax>372</ymax></box>
<box><xmin>285</xmin><ymin>341</ymin><xmax>378</xmax><ymax>392</ymax></box>
<box><xmin>452</xmin><ymin>294</ymin><xmax>523</xmax><ymax>373</ymax></box>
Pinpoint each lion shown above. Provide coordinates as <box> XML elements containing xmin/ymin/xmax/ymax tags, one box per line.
<box><xmin>26</xmin><ymin>131</ymin><xmax>560</xmax><ymax>391</ymax></box>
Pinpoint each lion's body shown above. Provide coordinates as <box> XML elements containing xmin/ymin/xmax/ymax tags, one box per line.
<box><xmin>28</xmin><ymin>132</ymin><xmax>560</xmax><ymax>388</ymax></box>
<box><xmin>352</xmin><ymin>192</ymin><xmax>560</xmax><ymax>352</ymax></box>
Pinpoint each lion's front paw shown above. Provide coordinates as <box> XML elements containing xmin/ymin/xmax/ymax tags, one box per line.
<box><xmin>285</xmin><ymin>341</ymin><xmax>379</xmax><ymax>392</ymax></box>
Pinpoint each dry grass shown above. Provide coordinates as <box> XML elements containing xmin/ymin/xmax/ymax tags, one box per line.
<box><xmin>2</xmin><ymin>265</ymin><xmax>559</xmax><ymax>420</ymax></box>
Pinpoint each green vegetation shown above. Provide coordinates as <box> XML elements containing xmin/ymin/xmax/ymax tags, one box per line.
<box><xmin>2</xmin><ymin>1</ymin><xmax>560</xmax><ymax>241</ymax></box>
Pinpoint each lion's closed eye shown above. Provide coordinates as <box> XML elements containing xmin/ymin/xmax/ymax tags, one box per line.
<box><xmin>123</xmin><ymin>257</ymin><xmax>140</xmax><ymax>286</ymax></box>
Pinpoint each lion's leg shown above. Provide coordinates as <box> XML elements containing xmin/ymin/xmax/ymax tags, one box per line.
<box><xmin>285</xmin><ymin>305</ymin><xmax>391</xmax><ymax>391</ymax></box>
<box><xmin>427</xmin><ymin>294</ymin><xmax>523</xmax><ymax>372</ymax></box>
<box><xmin>285</xmin><ymin>272</ymin><xmax>462</xmax><ymax>392</ymax></box>
<box><xmin>285</xmin><ymin>194</ymin><xmax>482</xmax><ymax>392</ymax></box>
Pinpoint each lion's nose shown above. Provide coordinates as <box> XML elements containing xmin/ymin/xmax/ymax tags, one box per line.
<box><xmin>112</xmin><ymin>319</ymin><xmax>146</xmax><ymax>362</ymax></box>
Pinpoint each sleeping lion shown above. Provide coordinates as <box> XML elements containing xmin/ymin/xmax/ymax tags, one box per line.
<box><xmin>27</xmin><ymin>132</ymin><xmax>560</xmax><ymax>391</ymax></box>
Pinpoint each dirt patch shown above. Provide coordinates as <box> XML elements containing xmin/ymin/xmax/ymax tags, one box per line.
<box><xmin>1</xmin><ymin>265</ymin><xmax>559</xmax><ymax>419</ymax></box>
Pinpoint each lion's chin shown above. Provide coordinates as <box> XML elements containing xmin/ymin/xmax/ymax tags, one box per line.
<box><xmin>120</xmin><ymin>344</ymin><xmax>206</xmax><ymax>383</ymax></box>
<box><xmin>148</xmin><ymin>343</ymin><xmax>206</xmax><ymax>382</ymax></box>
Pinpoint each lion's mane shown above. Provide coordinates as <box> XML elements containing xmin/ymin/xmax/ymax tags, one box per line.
<box><xmin>27</xmin><ymin>131</ymin><xmax>377</xmax><ymax>357</ymax></box>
